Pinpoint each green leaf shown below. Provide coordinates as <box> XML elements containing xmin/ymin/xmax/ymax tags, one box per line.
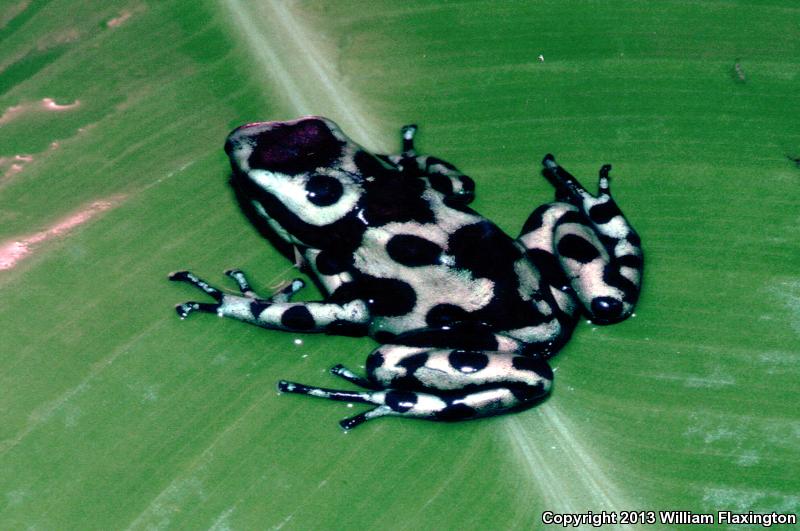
<box><xmin>1</xmin><ymin>0</ymin><xmax>798</xmax><ymax>528</ymax></box>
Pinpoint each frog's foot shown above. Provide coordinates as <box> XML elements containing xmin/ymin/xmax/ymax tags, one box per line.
<box><xmin>541</xmin><ymin>155</ymin><xmax>631</xmax><ymax>237</ymax></box>
<box><xmin>168</xmin><ymin>269</ymin><xmax>305</xmax><ymax>318</ymax></box>
<box><xmin>277</xmin><ymin>380</ymin><xmax>396</xmax><ymax>429</ymax></box>
<box><xmin>401</xmin><ymin>123</ymin><xmax>418</xmax><ymax>157</ymax></box>
<box><xmin>530</xmin><ymin>155</ymin><xmax>643</xmax><ymax>323</ymax></box>
<box><xmin>541</xmin><ymin>154</ymin><xmax>612</xmax><ymax>205</ymax></box>
<box><xmin>277</xmin><ymin>380</ymin><xmax>435</xmax><ymax>430</ymax></box>
<box><xmin>541</xmin><ymin>154</ymin><xmax>642</xmax><ymax>254</ymax></box>
<box><xmin>169</xmin><ymin>271</ymin><xmax>224</xmax><ymax>318</ymax></box>
<box><xmin>224</xmin><ymin>269</ymin><xmax>305</xmax><ymax>303</ymax></box>
<box><xmin>278</xmin><ymin>346</ymin><xmax>553</xmax><ymax>430</ymax></box>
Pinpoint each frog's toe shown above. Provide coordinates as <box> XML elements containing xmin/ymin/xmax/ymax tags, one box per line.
<box><xmin>223</xmin><ymin>268</ymin><xmax>305</xmax><ymax>302</ymax></box>
<box><xmin>401</xmin><ymin>124</ymin><xmax>418</xmax><ymax>155</ymax></box>
<box><xmin>175</xmin><ymin>301</ymin><xmax>222</xmax><ymax>318</ymax></box>
<box><xmin>285</xmin><ymin>278</ymin><xmax>305</xmax><ymax>294</ymax></box>
<box><xmin>175</xmin><ymin>302</ymin><xmax>198</xmax><ymax>319</ymax></box>
<box><xmin>277</xmin><ymin>379</ymin><xmax>377</xmax><ymax>405</ymax></box>
<box><xmin>277</xmin><ymin>380</ymin><xmax>293</xmax><ymax>393</ymax></box>
<box><xmin>168</xmin><ymin>270</ymin><xmax>190</xmax><ymax>281</ymax></box>
<box><xmin>330</xmin><ymin>364</ymin><xmax>381</xmax><ymax>390</ymax></box>
<box><xmin>268</xmin><ymin>278</ymin><xmax>305</xmax><ymax>303</ymax></box>
<box><xmin>401</xmin><ymin>124</ymin><xmax>418</xmax><ymax>137</ymax></box>
<box><xmin>223</xmin><ymin>268</ymin><xmax>258</xmax><ymax>297</ymax></box>
<box><xmin>340</xmin><ymin>405</ymin><xmax>394</xmax><ymax>430</ymax></box>
<box><xmin>330</xmin><ymin>364</ymin><xmax>346</xmax><ymax>374</ymax></box>
<box><xmin>168</xmin><ymin>270</ymin><xmax>224</xmax><ymax>301</ymax></box>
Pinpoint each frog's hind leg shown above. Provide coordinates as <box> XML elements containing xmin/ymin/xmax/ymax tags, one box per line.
<box><xmin>278</xmin><ymin>345</ymin><xmax>553</xmax><ymax>430</ymax></box>
<box><xmin>517</xmin><ymin>155</ymin><xmax>643</xmax><ymax>324</ymax></box>
<box><xmin>381</xmin><ymin>123</ymin><xmax>476</xmax><ymax>204</ymax></box>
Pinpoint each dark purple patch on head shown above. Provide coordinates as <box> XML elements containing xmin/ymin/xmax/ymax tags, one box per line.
<box><xmin>248</xmin><ymin>119</ymin><xmax>344</xmax><ymax>175</ymax></box>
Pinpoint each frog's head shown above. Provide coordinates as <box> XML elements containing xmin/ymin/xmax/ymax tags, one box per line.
<box><xmin>224</xmin><ymin>117</ymin><xmax>368</xmax><ymax>248</ymax></box>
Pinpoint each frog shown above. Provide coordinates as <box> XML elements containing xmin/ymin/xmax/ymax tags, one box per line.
<box><xmin>169</xmin><ymin>116</ymin><xmax>643</xmax><ymax>430</ymax></box>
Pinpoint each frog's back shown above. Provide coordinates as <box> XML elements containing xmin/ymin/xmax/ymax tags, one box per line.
<box><xmin>349</xmin><ymin>184</ymin><xmax>552</xmax><ymax>339</ymax></box>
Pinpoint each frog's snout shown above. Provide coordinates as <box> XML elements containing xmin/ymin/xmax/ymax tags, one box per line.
<box><xmin>224</xmin><ymin>134</ymin><xmax>236</xmax><ymax>156</ymax></box>
<box><xmin>225</xmin><ymin>122</ymin><xmax>263</xmax><ymax>155</ymax></box>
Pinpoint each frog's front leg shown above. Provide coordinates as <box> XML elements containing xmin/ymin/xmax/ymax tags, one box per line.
<box><xmin>169</xmin><ymin>270</ymin><xmax>369</xmax><ymax>334</ymax></box>
<box><xmin>279</xmin><ymin>345</ymin><xmax>552</xmax><ymax>429</ymax></box>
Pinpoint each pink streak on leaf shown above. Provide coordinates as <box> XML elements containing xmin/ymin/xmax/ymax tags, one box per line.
<box><xmin>0</xmin><ymin>195</ymin><xmax>125</xmax><ymax>271</ymax></box>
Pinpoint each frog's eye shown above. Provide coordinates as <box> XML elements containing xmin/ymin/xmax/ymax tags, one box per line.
<box><xmin>246</xmin><ymin>119</ymin><xmax>345</xmax><ymax>176</ymax></box>
<box><xmin>305</xmin><ymin>174</ymin><xmax>344</xmax><ymax>207</ymax></box>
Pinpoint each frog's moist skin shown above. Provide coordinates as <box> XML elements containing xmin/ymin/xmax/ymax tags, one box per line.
<box><xmin>170</xmin><ymin>116</ymin><xmax>643</xmax><ymax>430</ymax></box>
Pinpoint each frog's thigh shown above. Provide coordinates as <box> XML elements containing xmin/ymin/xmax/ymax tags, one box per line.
<box><xmin>518</xmin><ymin>202</ymin><xmax>578</xmax><ymax>255</ymax></box>
<box><xmin>366</xmin><ymin>345</ymin><xmax>553</xmax><ymax>417</ymax></box>
<box><xmin>517</xmin><ymin>203</ymin><xmax>580</xmax><ymax>317</ymax></box>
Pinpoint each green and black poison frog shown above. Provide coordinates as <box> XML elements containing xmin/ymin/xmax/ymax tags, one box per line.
<box><xmin>170</xmin><ymin>117</ymin><xmax>643</xmax><ymax>430</ymax></box>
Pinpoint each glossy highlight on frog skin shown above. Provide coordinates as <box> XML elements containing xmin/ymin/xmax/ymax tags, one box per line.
<box><xmin>170</xmin><ymin>117</ymin><xmax>643</xmax><ymax>429</ymax></box>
